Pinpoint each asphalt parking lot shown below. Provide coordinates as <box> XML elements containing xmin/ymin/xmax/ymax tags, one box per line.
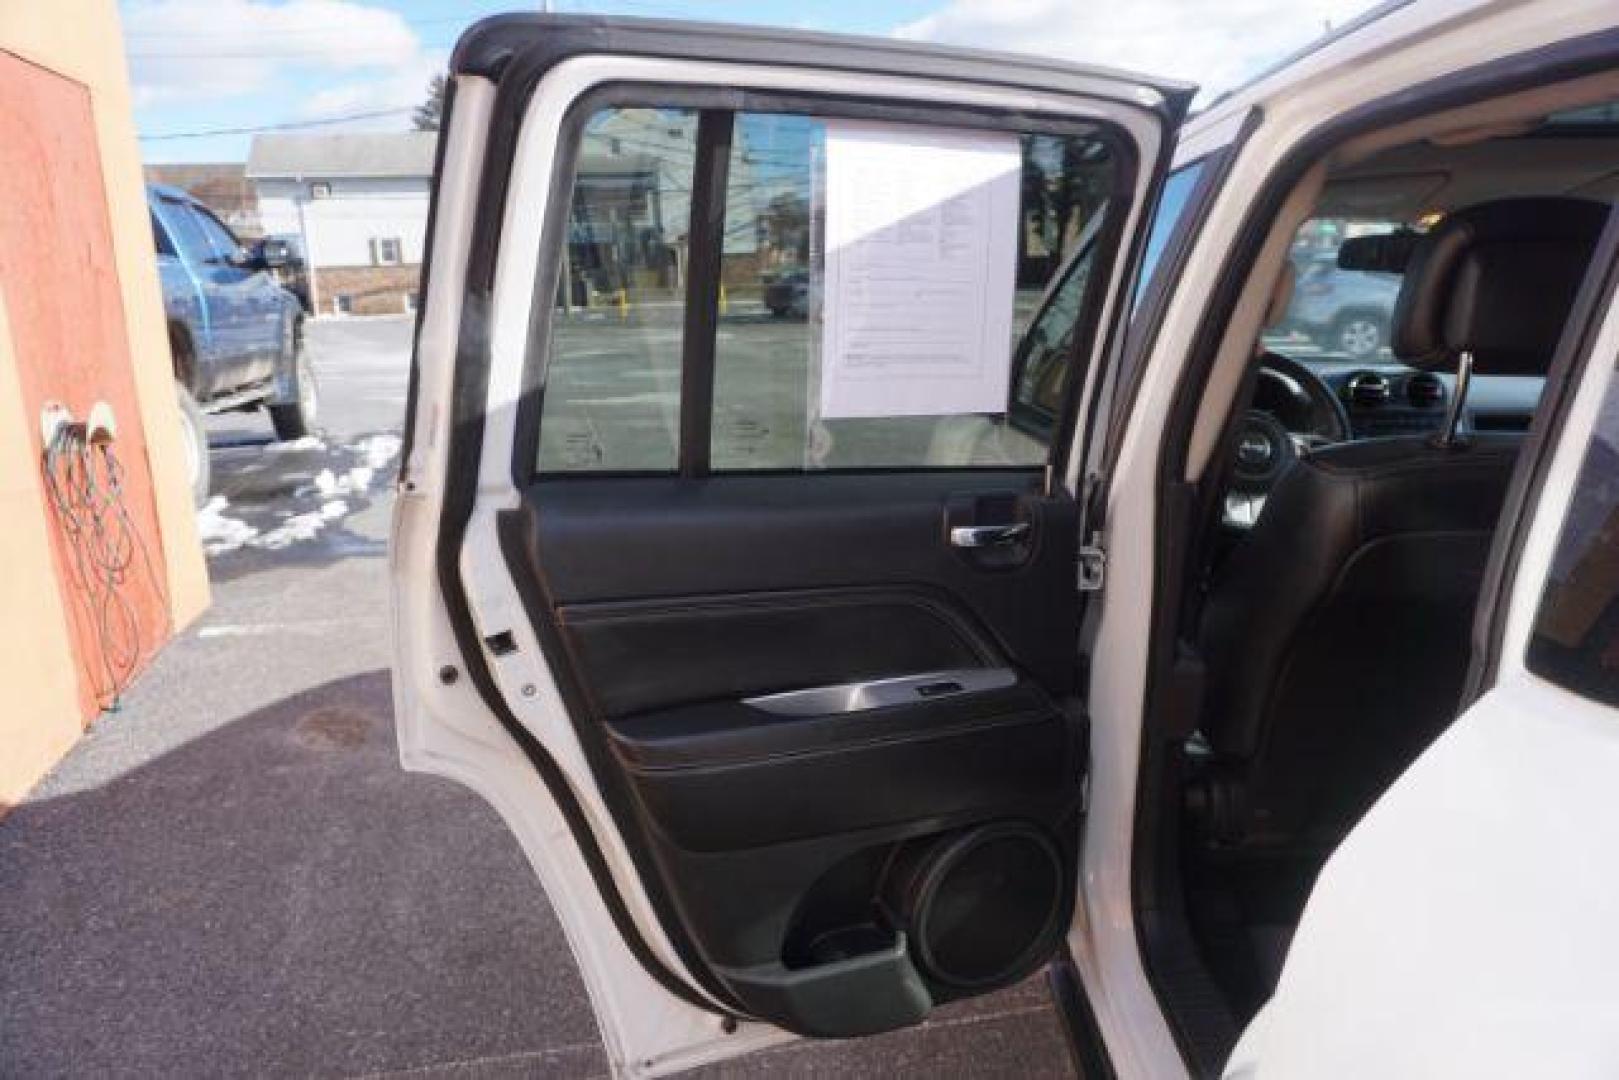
<box><xmin>0</xmin><ymin>315</ymin><xmax>1073</xmax><ymax>1078</ymax></box>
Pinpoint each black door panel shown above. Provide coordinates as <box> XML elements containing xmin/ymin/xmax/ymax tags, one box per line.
<box><xmin>558</xmin><ymin>588</ymin><xmax>996</xmax><ymax>718</ymax></box>
<box><xmin>510</xmin><ymin>470</ymin><xmax>1081</xmax><ymax>690</ymax></box>
<box><xmin>643</xmin><ymin>790</ymin><xmax>1085</xmax><ymax>998</ymax></box>
<box><xmin>498</xmin><ymin>468</ymin><xmax>1087</xmax><ymax>1033</ymax></box>
<box><xmin>606</xmin><ymin>676</ymin><xmax>1047</xmax><ymax>771</ymax></box>
<box><xmin>607</xmin><ymin>681</ymin><xmax>1076</xmax><ymax>851</ymax></box>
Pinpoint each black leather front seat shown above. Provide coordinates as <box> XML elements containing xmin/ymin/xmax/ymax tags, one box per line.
<box><xmin>1197</xmin><ymin>197</ymin><xmax>1610</xmax><ymax>849</ymax></box>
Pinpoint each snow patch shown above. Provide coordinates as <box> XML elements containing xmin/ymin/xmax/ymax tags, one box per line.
<box><xmin>195</xmin><ymin>496</ymin><xmax>259</xmax><ymax>555</ymax></box>
<box><xmin>201</xmin><ymin>431</ymin><xmax>397</xmax><ymax>559</ymax></box>
<box><xmin>272</xmin><ymin>436</ymin><xmax>328</xmax><ymax>452</ymax></box>
<box><xmin>257</xmin><ymin>508</ymin><xmax>335</xmax><ymax>549</ymax></box>
<box><xmin>311</xmin><ymin>465</ymin><xmax>375</xmax><ymax>498</ymax></box>
<box><xmin>195</xmin><ymin>490</ymin><xmax>357</xmax><ymax>555</ymax></box>
<box><xmin>353</xmin><ymin>433</ymin><xmax>401</xmax><ymax>471</ymax></box>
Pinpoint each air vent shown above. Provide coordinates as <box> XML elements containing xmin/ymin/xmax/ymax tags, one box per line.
<box><xmin>1407</xmin><ymin>371</ymin><xmax>1446</xmax><ymax>407</ymax></box>
<box><xmin>1346</xmin><ymin>371</ymin><xmax>1391</xmax><ymax>407</ymax></box>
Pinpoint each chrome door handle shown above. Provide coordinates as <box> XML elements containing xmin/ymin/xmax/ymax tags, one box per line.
<box><xmin>949</xmin><ymin>522</ymin><xmax>1031</xmax><ymax>548</ymax></box>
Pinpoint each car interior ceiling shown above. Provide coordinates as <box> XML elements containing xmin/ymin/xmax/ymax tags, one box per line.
<box><xmin>1169</xmin><ymin>95</ymin><xmax>1619</xmax><ymax>1039</ymax></box>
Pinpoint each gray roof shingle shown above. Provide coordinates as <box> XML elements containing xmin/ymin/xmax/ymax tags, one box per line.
<box><xmin>245</xmin><ymin>132</ymin><xmax>437</xmax><ymax>179</ymax></box>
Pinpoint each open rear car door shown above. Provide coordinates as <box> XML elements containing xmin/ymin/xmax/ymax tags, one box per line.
<box><xmin>393</xmin><ymin>15</ymin><xmax>1190</xmax><ymax>1076</ymax></box>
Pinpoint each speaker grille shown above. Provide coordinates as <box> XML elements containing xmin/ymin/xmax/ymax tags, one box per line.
<box><xmin>909</xmin><ymin>824</ymin><xmax>1065</xmax><ymax>989</ymax></box>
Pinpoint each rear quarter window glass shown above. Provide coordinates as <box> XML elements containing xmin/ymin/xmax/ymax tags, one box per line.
<box><xmin>1527</xmin><ymin>363</ymin><xmax>1619</xmax><ymax>705</ymax></box>
<box><xmin>1131</xmin><ymin>159</ymin><xmax>1205</xmax><ymax>310</ymax></box>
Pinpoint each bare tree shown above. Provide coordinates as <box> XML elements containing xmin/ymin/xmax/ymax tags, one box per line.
<box><xmin>413</xmin><ymin>74</ymin><xmax>447</xmax><ymax>132</ymax></box>
<box><xmin>760</xmin><ymin>191</ymin><xmax>810</xmax><ymax>266</ymax></box>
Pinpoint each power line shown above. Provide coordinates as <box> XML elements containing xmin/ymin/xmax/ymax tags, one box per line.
<box><xmin>127</xmin><ymin>38</ymin><xmax>457</xmax><ymax>60</ymax></box>
<box><xmin>123</xmin><ymin>13</ymin><xmax>476</xmax><ymax>40</ymax></box>
<box><xmin>140</xmin><ymin>107</ymin><xmax>413</xmax><ymax>141</ymax></box>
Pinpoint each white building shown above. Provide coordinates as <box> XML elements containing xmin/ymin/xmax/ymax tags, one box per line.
<box><xmin>245</xmin><ymin>120</ymin><xmax>775</xmax><ymax>315</ymax></box>
<box><xmin>247</xmin><ymin>132</ymin><xmax>435</xmax><ymax>315</ymax></box>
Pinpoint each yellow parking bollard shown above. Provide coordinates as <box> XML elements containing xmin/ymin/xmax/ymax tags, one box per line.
<box><xmin>719</xmin><ymin>282</ymin><xmax>728</xmax><ymax>316</ymax></box>
<box><xmin>617</xmin><ymin>287</ymin><xmax>629</xmax><ymax>320</ymax></box>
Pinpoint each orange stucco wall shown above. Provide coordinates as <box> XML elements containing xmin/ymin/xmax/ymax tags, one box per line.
<box><xmin>0</xmin><ymin>1</ymin><xmax>210</xmax><ymax>810</ymax></box>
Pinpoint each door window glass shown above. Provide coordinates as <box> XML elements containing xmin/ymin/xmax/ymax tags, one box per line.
<box><xmin>1006</xmin><ymin>240</ymin><xmax>1098</xmax><ymax>444</ymax></box>
<box><xmin>537</xmin><ymin>107</ymin><xmax>698</xmax><ymax>473</ymax></box>
<box><xmin>710</xmin><ymin>115</ymin><xmax>1114</xmax><ymax>470</ymax></box>
<box><xmin>160</xmin><ymin>199</ymin><xmax>216</xmax><ymax>266</ymax></box>
<box><xmin>1528</xmin><ymin>362</ymin><xmax>1619</xmax><ymax>706</ymax></box>
<box><xmin>535</xmin><ymin>106</ymin><xmax>1118</xmax><ymax>474</ymax></box>
<box><xmin>151</xmin><ymin>211</ymin><xmax>176</xmax><ymax>257</ymax></box>
<box><xmin>189</xmin><ymin>204</ymin><xmax>242</xmax><ymax>263</ymax></box>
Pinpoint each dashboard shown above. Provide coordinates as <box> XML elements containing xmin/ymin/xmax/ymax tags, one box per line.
<box><xmin>1302</xmin><ymin>360</ymin><xmax>1542</xmax><ymax>440</ymax></box>
<box><xmin>1224</xmin><ymin>355</ymin><xmax>1543</xmax><ymax>529</ymax></box>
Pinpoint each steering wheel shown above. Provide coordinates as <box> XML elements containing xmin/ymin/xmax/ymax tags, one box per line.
<box><xmin>1226</xmin><ymin>352</ymin><xmax>1351</xmax><ymax>516</ymax></box>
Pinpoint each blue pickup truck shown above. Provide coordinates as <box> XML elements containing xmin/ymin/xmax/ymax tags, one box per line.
<box><xmin>149</xmin><ymin>184</ymin><xmax>315</xmax><ymax>501</ymax></box>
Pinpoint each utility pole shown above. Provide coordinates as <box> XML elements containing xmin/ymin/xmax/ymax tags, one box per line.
<box><xmin>294</xmin><ymin>175</ymin><xmax>320</xmax><ymax>315</ymax></box>
<box><xmin>562</xmin><ymin>234</ymin><xmax>575</xmax><ymax>314</ymax></box>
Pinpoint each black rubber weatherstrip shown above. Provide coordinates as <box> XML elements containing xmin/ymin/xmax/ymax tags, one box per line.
<box><xmin>1104</xmin><ymin>119</ymin><xmax>1262</xmax><ymax>1080</ymax></box>
<box><xmin>1129</xmin><ymin>24</ymin><xmax>1619</xmax><ymax>1074</ymax></box>
<box><xmin>435</xmin><ymin>355</ymin><xmax>741</xmax><ymax>1012</ymax></box>
<box><xmin>1043</xmin><ymin>132</ymin><xmax>1145</xmax><ymax>494</ymax></box>
<box><xmin>431</xmin><ymin>54</ymin><xmax>745</xmax><ymax>1018</ymax></box>
<box><xmin>1047</xmin><ymin>949</ymin><xmax>1117</xmax><ymax>1079</ymax></box>
<box><xmin>396</xmin><ymin>78</ymin><xmax>456</xmax><ymax>485</ymax></box>
<box><xmin>451</xmin><ymin>14</ymin><xmax>1194</xmax><ymax>115</ymax></box>
<box><xmin>431</xmin><ymin>11</ymin><xmax>1191</xmax><ymax>1025</ymax></box>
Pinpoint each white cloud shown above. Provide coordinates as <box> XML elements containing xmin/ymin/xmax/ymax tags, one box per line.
<box><xmin>297</xmin><ymin>47</ymin><xmax>447</xmax><ymax>123</ymax></box>
<box><xmin>894</xmin><ymin>0</ymin><xmax>1382</xmax><ymax>101</ymax></box>
<box><xmin>125</xmin><ymin>0</ymin><xmax>423</xmax><ymax>110</ymax></box>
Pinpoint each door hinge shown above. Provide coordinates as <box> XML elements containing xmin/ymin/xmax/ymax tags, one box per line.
<box><xmin>1076</xmin><ymin>468</ymin><xmax>1107</xmax><ymax>595</ymax></box>
<box><xmin>1078</xmin><ymin>533</ymin><xmax>1106</xmax><ymax>593</ymax></box>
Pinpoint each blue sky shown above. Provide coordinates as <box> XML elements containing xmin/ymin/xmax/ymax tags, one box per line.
<box><xmin>127</xmin><ymin>0</ymin><xmax>1377</xmax><ymax>164</ymax></box>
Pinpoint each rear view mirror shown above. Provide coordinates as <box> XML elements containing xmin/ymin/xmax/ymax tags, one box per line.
<box><xmin>1337</xmin><ymin>228</ymin><xmax>1421</xmax><ymax>273</ymax></box>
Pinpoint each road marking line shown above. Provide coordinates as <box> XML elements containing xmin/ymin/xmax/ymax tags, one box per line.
<box><xmin>198</xmin><ymin>617</ymin><xmax>387</xmax><ymax>638</ymax></box>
